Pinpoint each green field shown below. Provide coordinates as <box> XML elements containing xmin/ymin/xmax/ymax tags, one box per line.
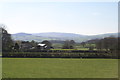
<box><xmin>2</xmin><ymin>58</ymin><xmax>118</xmax><ymax>78</ymax></box>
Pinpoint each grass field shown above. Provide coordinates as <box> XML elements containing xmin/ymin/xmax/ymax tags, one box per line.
<box><xmin>2</xmin><ymin>58</ymin><xmax>118</xmax><ymax>78</ymax></box>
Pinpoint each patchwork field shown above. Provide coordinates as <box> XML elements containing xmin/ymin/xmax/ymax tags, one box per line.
<box><xmin>2</xmin><ymin>58</ymin><xmax>118</xmax><ymax>78</ymax></box>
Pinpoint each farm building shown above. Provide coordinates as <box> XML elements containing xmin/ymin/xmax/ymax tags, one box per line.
<box><xmin>37</xmin><ymin>43</ymin><xmax>47</xmax><ymax>50</ymax></box>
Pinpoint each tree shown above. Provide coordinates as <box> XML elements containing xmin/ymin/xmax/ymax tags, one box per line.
<box><xmin>62</xmin><ymin>40</ymin><xmax>75</xmax><ymax>49</ymax></box>
<box><xmin>96</xmin><ymin>39</ymin><xmax>103</xmax><ymax>50</ymax></box>
<box><xmin>30</xmin><ymin>40</ymin><xmax>38</xmax><ymax>47</ymax></box>
<box><xmin>62</xmin><ymin>40</ymin><xmax>70</xmax><ymax>49</ymax></box>
<box><xmin>14</xmin><ymin>43</ymin><xmax>20</xmax><ymax>51</ymax></box>
<box><xmin>0</xmin><ymin>24</ymin><xmax>14</xmax><ymax>52</ymax></box>
<box><xmin>89</xmin><ymin>46</ymin><xmax>94</xmax><ymax>51</ymax></box>
<box><xmin>80</xmin><ymin>42</ymin><xmax>86</xmax><ymax>47</ymax></box>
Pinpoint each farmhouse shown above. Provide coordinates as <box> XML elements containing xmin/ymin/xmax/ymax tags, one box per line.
<box><xmin>37</xmin><ymin>43</ymin><xmax>47</xmax><ymax>50</ymax></box>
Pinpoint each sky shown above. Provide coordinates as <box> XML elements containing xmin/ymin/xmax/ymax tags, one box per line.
<box><xmin>0</xmin><ymin>1</ymin><xmax>118</xmax><ymax>35</ymax></box>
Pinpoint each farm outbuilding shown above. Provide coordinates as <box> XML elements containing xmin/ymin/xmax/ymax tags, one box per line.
<box><xmin>37</xmin><ymin>43</ymin><xmax>47</xmax><ymax>50</ymax></box>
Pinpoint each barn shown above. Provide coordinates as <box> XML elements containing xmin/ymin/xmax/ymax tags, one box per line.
<box><xmin>37</xmin><ymin>43</ymin><xmax>47</xmax><ymax>50</ymax></box>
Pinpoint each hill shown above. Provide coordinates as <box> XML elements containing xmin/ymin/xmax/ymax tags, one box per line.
<box><xmin>11</xmin><ymin>32</ymin><xmax>118</xmax><ymax>43</ymax></box>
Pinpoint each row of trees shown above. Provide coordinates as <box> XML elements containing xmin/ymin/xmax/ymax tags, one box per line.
<box><xmin>96</xmin><ymin>37</ymin><xmax>118</xmax><ymax>51</ymax></box>
<box><xmin>81</xmin><ymin>37</ymin><xmax>119</xmax><ymax>51</ymax></box>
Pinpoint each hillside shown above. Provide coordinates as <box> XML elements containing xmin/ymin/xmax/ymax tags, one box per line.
<box><xmin>11</xmin><ymin>32</ymin><xmax>118</xmax><ymax>43</ymax></box>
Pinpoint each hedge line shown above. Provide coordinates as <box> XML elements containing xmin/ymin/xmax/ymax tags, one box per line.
<box><xmin>2</xmin><ymin>51</ymin><xmax>118</xmax><ymax>58</ymax></box>
<box><xmin>5</xmin><ymin>50</ymin><xmax>108</xmax><ymax>53</ymax></box>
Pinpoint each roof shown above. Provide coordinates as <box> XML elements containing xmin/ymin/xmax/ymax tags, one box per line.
<box><xmin>38</xmin><ymin>43</ymin><xmax>46</xmax><ymax>46</ymax></box>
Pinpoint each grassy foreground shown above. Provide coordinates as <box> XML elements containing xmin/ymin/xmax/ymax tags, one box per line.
<box><xmin>2</xmin><ymin>58</ymin><xmax>118</xmax><ymax>78</ymax></box>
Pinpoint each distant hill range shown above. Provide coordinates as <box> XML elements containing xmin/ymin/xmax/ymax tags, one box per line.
<box><xmin>11</xmin><ymin>32</ymin><xmax>119</xmax><ymax>43</ymax></box>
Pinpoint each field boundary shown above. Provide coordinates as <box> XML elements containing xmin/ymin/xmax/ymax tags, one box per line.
<box><xmin>1</xmin><ymin>78</ymin><xmax>119</xmax><ymax>80</ymax></box>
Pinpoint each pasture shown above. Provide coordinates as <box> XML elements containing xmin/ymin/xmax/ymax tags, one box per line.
<box><xmin>2</xmin><ymin>58</ymin><xmax>118</xmax><ymax>78</ymax></box>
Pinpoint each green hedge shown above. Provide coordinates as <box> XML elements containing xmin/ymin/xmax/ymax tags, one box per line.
<box><xmin>2</xmin><ymin>51</ymin><xmax>118</xmax><ymax>58</ymax></box>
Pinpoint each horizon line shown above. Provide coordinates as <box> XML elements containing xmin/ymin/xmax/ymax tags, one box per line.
<box><xmin>10</xmin><ymin>31</ymin><xmax>118</xmax><ymax>36</ymax></box>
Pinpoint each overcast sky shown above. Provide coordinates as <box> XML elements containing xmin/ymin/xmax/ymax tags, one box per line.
<box><xmin>0</xmin><ymin>1</ymin><xmax>118</xmax><ymax>35</ymax></box>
